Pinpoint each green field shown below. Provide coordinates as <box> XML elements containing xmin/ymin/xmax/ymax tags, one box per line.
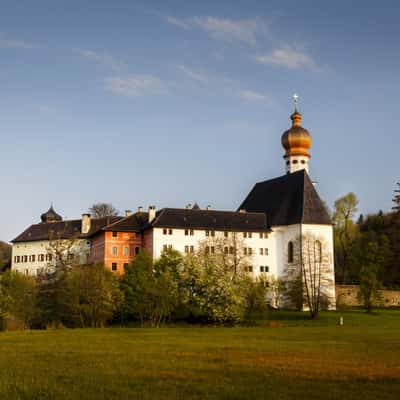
<box><xmin>0</xmin><ymin>309</ymin><xmax>399</xmax><ymax>400</ymax></box>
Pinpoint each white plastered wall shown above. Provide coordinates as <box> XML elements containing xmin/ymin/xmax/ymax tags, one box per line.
<box><xmin>12</xmin><ymin>239</ymin><xmax>91</xmax><ymax>276</ymax></box>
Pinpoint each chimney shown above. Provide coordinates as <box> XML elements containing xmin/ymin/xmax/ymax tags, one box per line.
<box><xmin>125</xmin><ymin>210</ymin><xmax>133</xmax><ymax>217</ymax></box>
<box><xmin>81</xmin><ymin>214</ymin><xmax>91</xmax><ymax>234</ymax></box>
<box><xmin>138</xmin><ymin>206</ymin><xmax>143</xmax><ymax>213</ymax></box>
<box><xmin>148</xmin><ymin>205</ymin><xmax>156</xmax><ymax>223</ymax></box>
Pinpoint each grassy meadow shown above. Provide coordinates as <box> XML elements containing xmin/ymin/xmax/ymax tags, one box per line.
<box><xmin>0</xmin><ymin>309</ymin><xmax>399</xmax><ymax>400</ymax></box>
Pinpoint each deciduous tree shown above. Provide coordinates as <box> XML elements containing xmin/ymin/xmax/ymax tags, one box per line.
<box><xmin>89</xmin><ymin>203</ymin><xmax>119</xmax><ymax>218</ymax></box>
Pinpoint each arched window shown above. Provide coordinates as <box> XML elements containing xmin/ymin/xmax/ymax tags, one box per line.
<box><xmin>315</xmin><ymin>240</ymin><xmax>322</xmax><ymax>263</ymax></box>
<box><xmin>288</xmin><ymin>241</ymin><xmax>294</xmax><ymax>263</ymax></box>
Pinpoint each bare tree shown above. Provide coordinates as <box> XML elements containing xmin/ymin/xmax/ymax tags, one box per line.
<box><xmin>283</xmin><ymin>233</ymin><xmax>335</xmax><ymax>319</ymax></box>
<box><xmin>45</xmin><ymin>225</ymin><xmax>88</xmax><ymax>277</ymax></box>
<box><xmin>89</xmin><ymin>203</ymin><xmax>119</xmax><ymax>218</ymax></box>
<box><xmin>198</xmin><ymin>232</ymin><xmax>253</xmax><ymax>275</ymax></box>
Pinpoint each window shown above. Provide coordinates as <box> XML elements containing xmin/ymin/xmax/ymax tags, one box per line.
<box><xmin>224</xmin><ymin>231</ymin><xmax>229</xmax><ymax>238</ymax></box>
<box><xmin>163</xmin><ymin>244</ymin><xmax>168</xmax><ymax>251</ymax></box>
<box><xmin>185</xmin><ymin>229</ymin><xmax>194</xmax><ymax>236</ymax></box>
<box><xmin>248</xmin><ymin>232</ymin><xmax>252</xmax><ymax>238</ymax></box>
<box><xmin>224</xmin><ymin>247</ymin><xmax>229</xmax><ymax>254</ymax></box>
<box><xmin>123</xmin><ymin>247</ymin><xmax>129</xmax><ymax>256</ymax></box>
<box><xmin>112</xmin><ymin>231</ymin><xmax>118</xmax><ymax>238</ymax></box>
<box><xmin>315</xmin><ymin>240</ymin><xmax>322</xmax><ymax>263</ymax></box>
<box><xmin>123</xmin><ymin>263</ymin><xmax>129</xmax><ymax>270</ymax></box>
<box><xmin>259</xmin><ymin>232</ymin><xmax>263</xmax><ymax>239</ymax></box>
<box><xmin>25</xmin><ymin>269</ymin><xmax>29</xmax><ymax>276</ymax></box>
<box><xmin>163</xmin><ymin>228</ymin><xmax>168</xmax><ymax>235</ymax></box>
<box><xmin>288</xmin><ymin>241</ymin><xmax>294</xmax><ymax>263</ymax></box>
<box><xmin>184</xmin><ymin>245</ymin><xmax>189</xmax><ymax>254</ymax></box>
<box><xmin>260</xmin><ymin>266</ymin><xmax>269</xmax><ymax>273</ymax></box>
<box><xmin>135</xmin><ymin>247</ymin><xmax>140</xmax><ymax>255</ymax></box>
<box><xmin>210</xmin><ymin>230</ymin><xmax>215</xmax><ymax>237</ymax></box>
<box><xmin>229</xmin><ymin>246</ymin><xmax>234</xmax><ymax>255</ymax></box>
<box><xmin>260</xmin><ymin>266</ymin><xmax>264</xmax><ymax>272</ymax></box>
<box><xmin>292</xmin><ymin>159</ymin><xmax>298</xmax><ymax>164</ymax></box>
<box><xmin>301</xmin><ymin>160</ymin><xmax>306</xmax><ymax>164</ymax></box>
<box><xmin>205</xmin><ymin>230</ymin><xmax>209</xmax><ymax>237</ymax></box>
<box><xmin>265</xmin><ymin>248</ymin><xmax>269</xmax><ymax>256</ymax></box>
<box><xmin>265</xmin><ymin>266</ymin><xmax>269</xmax><ymax>272</ymax></box>
<box><xmin>243</xmin><ymin>232</ymin><xmax>247</xmax><ymax>238</ymax></box>
<box><xmin>286</xmin><ymin>160</ymin><xmax>290</xmax><ymax>165</ymax></box>
<box><xmin>24</xmin><ymin>255</ymin><xmax>28</xmax><ymax>263</ymax></box>
<box><xmin>168</xmin><ymin>229</ymin><xmax>173</xmax><ymax>235</ymax></box>
<box><xmin>185</xmin><ymin>229</ymin><xmax>189</xmax><ymax>236</ymax></box>
<box><xmin>244</xmin><ymin>265</ymin><xmax>253</xmax><ymax>273</ymax></box>
<box><xmin>210</xmin><ymin>246</ymin><xmax>215</xmax><ymax>254</ymax></box>
<box><xmin>112</xmin><ymin>246</ymin><xmax>118</xmax><ymax>256</ymax></box>
<box><xmin>111</xmin><ymin>263</ymin><xmax>117</xmax><ymax>271</ymax></box>
<box><xmin>190</xmin><ymin>246</ymin><xmax>194</xmax><ymax>253</ymax></box>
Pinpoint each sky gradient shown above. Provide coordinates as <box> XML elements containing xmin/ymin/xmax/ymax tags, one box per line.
<box><xmin>1</xmin><ymin>0</ymin><xmax>399</xmax><ymax>241</ymax></box>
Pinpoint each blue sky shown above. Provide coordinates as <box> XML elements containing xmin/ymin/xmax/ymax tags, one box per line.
<box><xmin>1</xmin><ymin>0</ymin><xmax>399</xmax><ymax>241</ymax></box>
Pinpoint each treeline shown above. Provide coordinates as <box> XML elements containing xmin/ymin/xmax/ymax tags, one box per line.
<box><xmin>0</xmin><ymin>249</ymin><xmax>270</xmax><ymax>330</ymax></box>
<box><xmin>333</xmin><ymin>193</ymin><xmax>400</xmax><ymax>289</ymax></box>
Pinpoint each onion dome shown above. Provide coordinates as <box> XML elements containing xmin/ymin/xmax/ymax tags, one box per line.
<box><xmin>281</xmin><ymin>108</ymin><xmax>312</xmax><ymax>158</ymax></box>
<box><xmin>40</xmin><ymin>205</ymin><xmax>63</xmax><ymax>223</ymax></box>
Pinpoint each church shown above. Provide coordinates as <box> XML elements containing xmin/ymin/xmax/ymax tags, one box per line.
<box><xmin>11</xmin><ymin>101</ymin><xmax>336</xmax><ymax>308</ymax></box>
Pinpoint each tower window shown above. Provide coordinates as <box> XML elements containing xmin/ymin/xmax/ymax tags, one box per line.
<box><xmin>286</xmin><ymin>160</ymin><xmax>290</xmax><ymax>165</ymax></box>
<box><xmin>301</xmin><ymin>160</ymin><xmax>306</xmax><ymax>164</ymax></box>
<box><xmin>288</xmin><ymin>241</ymin><xmax>294</xmax><ymax>263</ymax></box>
<box><xmin>292</xmin><ymin>160</ymin><xmax>298</xmax><ymax>164</ymax></box>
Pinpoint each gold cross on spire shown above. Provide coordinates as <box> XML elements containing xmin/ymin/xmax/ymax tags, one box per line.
<box><xmin>293</xmin><ymin>93</ymin><xmax>299</xmax><ymax>111</ymax></box>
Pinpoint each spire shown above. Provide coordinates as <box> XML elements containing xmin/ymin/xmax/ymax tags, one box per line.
<box><xmin>281</xmin><ymin>95</ymin><xmax>312</xmax><ymax>174</ymax></box>
<box><xmin>290</xmin><ymin>93</ymin><xmax>302</xmax><ymax>127</ymax></box>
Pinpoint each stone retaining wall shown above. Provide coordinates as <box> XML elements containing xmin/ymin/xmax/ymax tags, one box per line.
<box><xmin>336</xmin><ymin>285</ymin><xmax>400</xmax><ymax>307</ymax></box>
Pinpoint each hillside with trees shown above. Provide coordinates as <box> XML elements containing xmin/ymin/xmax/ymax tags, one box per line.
<box><xmin>0</xmin><ymin>242</ymin><xmax>11</xmax><ymax>272</ymax></box>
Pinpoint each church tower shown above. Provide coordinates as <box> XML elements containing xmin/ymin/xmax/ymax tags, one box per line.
<box><xmin>281</xmin><ymin>94</ymin><xmax>312</xmax><ymax>174</ymax></box>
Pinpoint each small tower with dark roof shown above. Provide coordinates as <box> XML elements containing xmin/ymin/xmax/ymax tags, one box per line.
<box><xmin>40</xmin><ymin>205</ymin><xmax>63</xmax><ymax>223</ymax></box>
<box><xmin>281</xmin><ymin>94</ymin><xmax>312</xmax><ymax>174</ymax></box>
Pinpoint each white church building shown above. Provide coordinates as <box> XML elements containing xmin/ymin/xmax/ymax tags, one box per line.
<box><xmin>11</xmin><ymin>102</ymin><xmax>336</xmax><ymax>308</ymax></box>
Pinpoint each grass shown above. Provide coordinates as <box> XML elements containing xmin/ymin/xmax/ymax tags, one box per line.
<box><xmin>0</xmin><ymin>309</ymin><xmax>399</xmax><ymax>399</ymax></box>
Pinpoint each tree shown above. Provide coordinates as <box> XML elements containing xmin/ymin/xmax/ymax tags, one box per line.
<box><xmin>0</xmin><ymin>271</ymin><xmax>38</xmax><ymax>329</ymax></box>
<box><xmin>64</xmin><ymin>264</ymin><xmax>123</xmax><ymax>327</ymax></box>
<box><xmin>121</xmin><ymin>249</ymin><xmax>179</xmax><ymax>327</ymax></box>
<box><xmin>268</xmin><ymin>277</ymin><xmax>285</xmax><ymax>309</ymax></box>
<box><xmin>197</xmin><ymin>232</ymin><xmax>253</xmax><ymax>275</ymax></box>
<box><xmin>45</xmin><ymin>226</ymin><xmax>89</xmax><ymax>277</ymax></box>
<box><xmin>356</xmin><ymin>242</ymin><xmax>384</xmax><ymax>313</ymax></box>
<box><xmin>283</xmin><ymin>233</ymin><xmax>335</xmax><ymax>319</ymax></box>
<box><xmin>333</xmin><ymin>192</ymin><xmax>359</xmax><ymax>284</ymax></box>
<box><xmin>89</xmin><ymin>203</ymin><xmax>119</xmax><ymax>218</ymax></box>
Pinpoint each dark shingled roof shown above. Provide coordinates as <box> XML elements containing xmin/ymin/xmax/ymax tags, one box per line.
<box><xmin>12</xmin><ymin>220</ymin><xmax>83</xmax><ymax>243</ymax></box>
<box><xmin>99</xmin><ymin>212</ymin><xmax>149</xmax><ymax>233</ymax></box>
<box><xmin>151</xmin><ymin>208</ymin><xmax>269</xmax><ymax>232</ymax></box>
<box><xmin>238</xmin><ymin>170</ymin><xmax>331</xmax><ymax>226</ymax></box>
<box><xmin>86</xmin><ymin>216</ymin><xmax>122</xmax><ymax>236</ymax></box>
<box><xmin>12</xmin><ymin>216</ymin><xmax>123</xmax><ymax>243</ymax></box>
